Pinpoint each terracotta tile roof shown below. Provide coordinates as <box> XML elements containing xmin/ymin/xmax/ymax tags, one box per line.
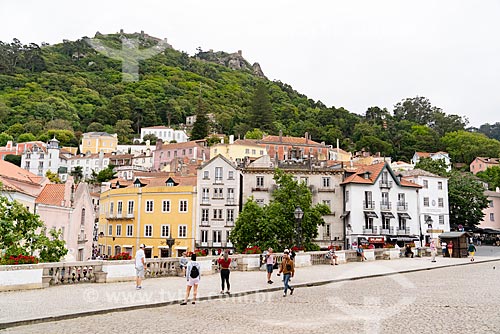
<box><xmin>0</xmin><ymin>160</ymin><xmax>44</xmax><ymax>185</ymax></box>
<box><xmin>233</xmin><ymin>139</ymin><xmax>260</xmax><ymax>146</ymax></box>
<box><xmin>36</xmin><ymin>184</ymin><xmax>66</xmax><ymax>206</ymax></box>
<box><xmin>159</xmin><ymin>141</ymin><xmax>205</xmax><ymax>150</ymax></box>
<box><xmin>133</xmin><ymin>175</ymin><xmax>197</xmax><ymax>187</ymax></box>
<box><xmin>134</xmin><ymin>171</ymin><xmax>171</xmax><ymax>178</ymax></box>
<box><xmin>415</xmin><ymin>152</ymin><xmax>431</xmax><ymax>158</ymax></box>
<box><xmin>341</xmin><ymin>162</ymin><xmax>421</xmax><ymax>188</ymax></box>
<box><xmin>0</xmin><ymin>177</ymin><xmax>25</xmax><ymax>193</ymax></box>
<box><xmin>260</xmin><ymin>135</ymin><xmax>323</xmax><ymax>146</ymax></box>
<box><xmin>475</xmin><ymin>157</ymin><xmax>500</xmax><ymax>164</ymax></box>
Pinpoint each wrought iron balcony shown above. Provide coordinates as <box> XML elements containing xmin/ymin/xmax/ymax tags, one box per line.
<box><xmin>397</xmin><ymin>202</ymin><xmax>408</xmax><ymax>211</ymax></box>
<box><xmin>363</xmin><ymin>201</ymin><xmax>375</xmax><ymax>210</ymax></box>
<box><xmin>380</xmin><ymin>201</ymin><xmax>392</xmax><ymax>211</ymax></box>
<box><xmin>379</xmin><ymin>180</ymin><xmax>393</xmax><ymax>189</ymax></box>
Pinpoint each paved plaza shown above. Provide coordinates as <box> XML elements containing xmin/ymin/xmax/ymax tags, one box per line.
<box><xmin>1</xmin><ymin>246</ymin><xmax>500</xmax><ymax>333</ymax></box>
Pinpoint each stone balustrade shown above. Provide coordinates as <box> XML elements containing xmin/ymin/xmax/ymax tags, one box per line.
<box><xmin>0</xmin><ymin>249</ymin><xmax>411</xmax><ymax>291</ymax></box>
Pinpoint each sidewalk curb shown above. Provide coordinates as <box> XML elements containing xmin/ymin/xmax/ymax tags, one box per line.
<box><xmin>1</xmin><ymin>258</ymin><xmax>499</xmax><ymax>330</ymax></box>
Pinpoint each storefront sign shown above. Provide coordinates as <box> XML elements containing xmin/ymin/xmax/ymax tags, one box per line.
<box><xmin>368</xmin><ymin>237</ymin><xmax>385</xmax><ymax>243</ymax></box>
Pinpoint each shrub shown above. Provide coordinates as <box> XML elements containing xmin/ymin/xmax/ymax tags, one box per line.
<box><xmin>1</xmin><ymin>255</ymin><xmax>39</xmax><ymax>265</ymax></box>
<box><xmin>243</xmin><ymin>246</ymin><xmax>262</xmax><ymax>254</ymax></box>
<box><xmin>108</xmin><ymin>252</ymin><xmax>131</xmax><ymax>260</ymax></box>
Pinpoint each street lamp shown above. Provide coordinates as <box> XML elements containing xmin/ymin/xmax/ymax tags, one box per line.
<box><xmin>294</xmin><ymin>207</ymin><xmax>304</xmax><ymax>249</ymax></box>
<box><xmin>426</xmin><ymin>216</ymin><xmax>434</xmax><ymax>243</ymax></box>
<box><xmin>166</xmin><ymin>237</ymin><xmax>176</xmax><ymax>257</ymax></box>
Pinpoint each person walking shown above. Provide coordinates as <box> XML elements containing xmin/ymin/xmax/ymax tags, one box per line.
<box><xmin>277</xmin><ymin>249</ymin><xmax>295</xmax><ymax>297</ymax></box>
<box><xmin>447</xmin><ymin>240</ymin><xmax>454</xmax><ymax>258</ymax></box>
<box><xmin>217</xmin><ymin>250</ymin><xmax>232</xmax><ymax>294</ymax></box>
<box><xmin>430</xmin><ymin>240</ymin><xmax>437</xmax><ymax>262</ymax></box>
<box><xmin>135</xmin><ymin>243</ymin><xmax>146</xmax><ymax>290</ymax></box>
<box><xmin>441</xmin><ymin>240</ymin><xmax>447</xmax><ymax>257</ymax></box>
<box><xmin>179</xmin><ymin>252</ymin><xmax>188</xmax><ymax>277</ymax></box>
<box><xmin>264</xmin><ymin>248</ymin><xmax>275</xmax><ymax>284</ymax></box>
<box><xmin>180</xmin><ymin>254</ymin><xmax>200</xmax><ymax>305</ymax></box>
<box><xmin>468</xmin><ymin>243</ymin><xmax>477</xmax><ymax>262</ymax></box>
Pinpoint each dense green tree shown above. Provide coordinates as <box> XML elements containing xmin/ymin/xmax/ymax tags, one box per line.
<box><xmin>0</xmin><ymin>132</ymin><xmax>13</xmax><ymax>146</ymax></box>
<box><xmin>45</xmin><ymin>170</ymin><xmax>61</xmax><ymax>183</ymax></box>
<box><xmin>441</xmin><ymin>130</ymin><xmax>500</xmax><ymax>164</ymax></box>
<box><xmin>230</xmin><ymin>169</ymin><xmax>329</xmax><ymax>252</ymax></box>
<box><xmin>244</xmin><ymin>128</ymin><xmax>264</xmax><ymax>140</ymax></box>
<box><xmin>114</xmin><ymin>120</ymin><xmax>134</xmax><ymax>144</ymax></box>
<box><xmin>6</xmin><ymin>123</ymin><xmax>24</xmax><ymax>139</ymax></box>
<box><xmin>356</xmin><ymin>136</ymin><xmax>393</xmax><ymax>156</ymax></box>
<box><xmin>142</xmin><ymin>133</ymin><xmax>158</xmax><ymax>144</ymax></box>
<box><xmin>96</xmin><ymin>164</ymin><xmax>116</xmax><ymax>183</ymax></box>
<box><xmin>393</xmin><ymin>96</ymin><xmax>439</xmax><ymax>125</ymax></box>
<box><xmin>4</xmin><ymin>154</ymin><xmax>21</xmax><ymax>166</ymax></box>
<box><xmin>414</xmin><ymin>157</ymin><xmax>448</xmax><ymax>177</ymax></box>
<box><xmin>17</xmin><ymin>133</ymin><xmax>36</xmax><ymax>143</ymax></box>
<box><xmin>190</xmin><ymin>96</ymin><xmax>209</xmax><ymax>140</ymax></box>
<box><xmin>70</xmin><ymin>166</ymin><xmax>84</xmax><ymax>183</ymax></box>
<box><xmin>476</xmin><ymin>166</ymin><xmax>500</xmax><ymax>191</ymax></box>
<box><xmin>478</xmin><ymin>122</ymin><xmax>500</xmax><ymax>141</ymax></box>
<box><xmin>250</xmin><ymin>82</ymin><xmax>274</xmax><ymax>133</ymax></box>
<box><xmin>0</xmin><ymin>195</ymin><xmax>67</xmax><ymax>262</ymax></box>
<box><xmin>448</xmin><ymin>171</ymin><xmax>489</xmax><ymax>230</ymax></box>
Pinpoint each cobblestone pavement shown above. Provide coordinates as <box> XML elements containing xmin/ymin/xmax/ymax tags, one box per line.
<box><xmin>2</xmin><ymin>259</ymin><xmax>500</xmax><ymax>334</ymax></box>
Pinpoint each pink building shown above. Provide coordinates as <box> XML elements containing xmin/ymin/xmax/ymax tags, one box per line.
<box><xmin>153</xmin><ymin>140</ymin><xmax>208</xmax><ymax>171</ymax></box>
<box><xmin>480</xmin><ymin>188</ymin><xmax>500</xmax><ymax>229</ymax></box>
<box><xmin>35</xmin><ymin>178</ymin><xmax>96</xmax><ymax>261</ymax></box>
<box><xmin>470</xmin><ymin>157</ymin><xmax>500</xmax><ymax>175</ymax></box>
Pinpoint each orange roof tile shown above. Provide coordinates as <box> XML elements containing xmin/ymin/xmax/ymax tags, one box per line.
<box><xmin>0</xmin><ymin>160</ymin><xmax>44</xmax><ymax>185</ymax></box>
<box><xmin>36</xmin><ymin>184</ymin><xmax>66</xmax><ymax>206</ymax></box>
<box><xmin>260</xmin><ymin>135</ymin><xmax>323</xmax><ymax>146</ymax></box>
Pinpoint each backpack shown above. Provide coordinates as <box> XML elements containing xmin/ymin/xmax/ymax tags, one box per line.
<box><xmin>190</xmin><ymin>264</ymin><xmax>199</xmax><ymax>278</ymax></box>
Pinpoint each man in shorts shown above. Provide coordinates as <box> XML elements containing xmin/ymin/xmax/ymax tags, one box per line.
<box><xmin>265</xmin><ymin>248</ymin><xmax>275</xmax><ymax>284</ymax></box>
<box><xmin>135</xmin><ymin>243</ymin><xmax>146</xmax><ymax>290</ymax></box>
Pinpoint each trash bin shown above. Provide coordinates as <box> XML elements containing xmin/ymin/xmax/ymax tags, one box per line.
<box><xmin>416</xmin><ymin>248</ymin><xmax>423</xmax><ymax>257</ymax></box>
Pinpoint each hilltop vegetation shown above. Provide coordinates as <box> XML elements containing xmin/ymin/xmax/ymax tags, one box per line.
<box><xmin>0</xmin><ymin>32</ymin><xmax>499</xmax><ymax>164</ymax></box>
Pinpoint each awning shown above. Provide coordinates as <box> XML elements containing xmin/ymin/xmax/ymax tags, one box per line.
<box><xmin>122</xmin><ymin>245</ymin><xmax>133</xmax><ymax>248</ymax></box>
<box><xmin>389</xmin><ymin>236</ymin><xmax>419</xmax><ymax>242</ymax></box>
<box><xmin>364</xmin><ymin>211</ymin><xmax>378</xmax><ymax>218</ymax></box>
<box><xmin>382</xmin><ymin>212</ymin><xmax>395</xmax><ymax>219</ymax></box>
<box><xmin>398</xmin><ymin>213</ymin><xmax>412</xmax><ymax>219</ymax></box>
<box><xmin>340</xmin><ymin>211</ymin><xmax>350</xmax><ymax>218</ymax></box>
<box><xmin>438</xmin><ymin>232</ymin><xmax>470</xmax><ymax>238</ymax></box>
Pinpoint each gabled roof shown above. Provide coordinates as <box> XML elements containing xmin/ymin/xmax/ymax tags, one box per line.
<box><xmin>341</xmin><ymin>162</ymin><xmax>421</xmax><ymax>188</ymax></box>
<box><xmin>233</xmin><ymin>139</ymin><xmax>260</xmax><ymax>147</ymax></box>
<box><xmin>131</xmin><ymin>175</ymin><xmax>197</xmax><ymax>187</ymax></box>
<box><xmin>198</xmin><ymin>154</ymin><xmax>237</xmax><ymax>170</ymax></box>
<box><xmin>0</xmin><ymin>160</ymin><xmax>44</xmax><ymax>185</ymax></box>
<box><xmin>36</xmin><ymin>184</ymin><xmax>66</xmax><ymax>206</ymax></box>
<box><xmin>158</xmin><ymin>141</ymin><xmax>205</xmax><ymax>150</ymax></box>
<box><xmin>473</xmin><ymin>157</ymin><xmax>500</xmax><ymax>164</ymax></box>
<box><xmin>400</xmin><ymin>169</ymin><xmax>443</xmax><ymax>178</ymax></box>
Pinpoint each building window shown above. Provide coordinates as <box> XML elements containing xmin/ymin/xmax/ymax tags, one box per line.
<box><xmin>110</xmin><ymin>202</ymin><xmax>114</xmax><ymax>215</ymax></box>
<box><xmin>227</xmin><ymin>209</ymin><xmax>234</xmax><ymax>222</ymax></box>
<box><xmin>322</xmin><ymin>177</ymin><xmax>331</xmax><ymax>188</ymax></box>
<box><xmin>489</xmin><ymin>200</ymin><xmax>494</xmax><ymax>208</ymax></box>
<box><xmin>213</xmin><ymin>230</ymin><xmax>222</xmax><ymax>243</ymax></box>
<box><xmin>146</xmin><ymin>200</ymin><xmax>154</xmax><ymax>212</ymax></box>
<box><xmin>423</xmin><ymin>197</ymin><xmax>429</xmax><ymax>207</ymax></box>
<box><xmin>161</xmin><ymin>225</ymin><xmax>170</xmax><ymax>238</ymax></box>
<box><xmin>228</xmin><ymin>171</ymin><xmax>234</xmax><ymax>180</ymax></box>
<box><xmin>256</xmin><ymin>176</ymin><xmax>264</xmax><ymax>187</ymax></box>
<box><xmin>117</xmin><ymin>201</ymin><xmax>123</xmax><ymax>215</ymax></box>
<box><xmin>126</xmin><ymin>225</ymin><xmax>133</xmax><ymax>236</ymax></box>
<box><xmin>203</xmin><ymin>170</ymin><xmax>209</xmax><ymax>179</ymax></box>
<box><xmin>256</xmin><ymin>199</ymin><xmax>265</xmax><ymax>206</ymax></box>
<box><xmin>438</xmin><ymin>181</ymin><xmax>443</xmax><ymax>190</ymax></box>
<box><xmin>365</xmin><ymin>217</ymin><xmax>373</xmax><ymax>229</ymax></box>
<box><xmin>227</xmin><ymin>188</ymin><xmax>235</xmax><ymax>201</ymax></box>
<box><xmin>145</xmin><ymin>225</ymin><xmax>152</xmax><ymax>237</ymax></box>
<box><xmin>300</xmin><ymin>177</ymin><xmax>308</xmax><ymax>185</ymax></box>
<box><xmin>322</xmin><ymin>200</ymin><xmax>331</xmax><ymax>210</ymax></box>
<box><xmin>252</xmin><ymin>149</ymin><xmax>256</xmax><ymax>155</ymax></box>
<box><xmin>201</xmin><ymin>230</ymin><xmax>208</xmax><ymax>243</ymax></box>
<box><xmin>215</xmin><ymin>167</ymin><xmax>223</xmax><ymax>182</ymax></box>
<box><xmin>116</xmin><ymin>224</ymin><xmax>122</xmax><ymax>236</ymax></box>
<box><xmin>214</xmin><ymin>188</ymin><xmax>223</xmax><ymax>199</ymax></box>
<box><xmin>491</xmin><ymin>213</ymin><xmax>495</xmax><ymax>222</ymax></box>
<box><xmin>127</xmin><ymin>201</ymin><xmax>134</xmax><ymax>215</ymax></box>
<box><xmin>162</xmin><ymin>200</ymin><xmax>171</xmax><ymax>212</ymax></box>
<box><xmin>260</xmin><ymin>150</ymin><xmax>264</xmax><ymax>155</ymax></box>
<box><xmin>325</xmin><ymin>224</ymin><xmax>331</xmax><ymax>237</ymax></box>
<box><xmin>202</xmin><ymin>208</ymin><xmax>209</xmax><ymax>222</ymax></box>
<box><xmin>438</xmin><ymin>198</ymin><xmax>444</xmax><ymax>207</ymax></box>
<box><xmin>178</xmin><ymin>225</ymin><xmax>187</xmax><ymax>238</ymax></box>
<box><xmin>202</xmin><ymin>188</ymin><xmax>210</xmax><ymax>202</ymax></box>
<box><xmin>179</xmin><ymin>200</ymin><xmax>188</xmax><ymax>212</ymax></box>
<box><xmin>245</xmin><ymin>148</ymin><xmax>250</xmax><ymax>154</ymax></box>
<box><xmin>423</xmin><ymin>180</ymin><xmax>428</xmax><ymax>188</ymax></box>
<box><xmin>81</xmin><ymin>208</ymin><xmax>85</xmax><ymax>227</ymax></box>
<box><xmin>346</xmin><ymin>190</ymin><xmax>349</xmax><ymax>203</ymax></box>
<box><xmin>213</xmin><ymin>208</ymin><xmax>223</xmax><ymax>219</ymax></box>
<box><xmin>439</xmin><ymin>215</ymin><xmax>444</xmax><ymax>224</ymax></box>
<box><xmin>399</xmin><ymin>218</ymin><xmax>406</xmax><ymax>230</ymax></box>
<box><xmin>108</xmin><ymin>224</ymin><xmax>113</xmax><ymax>236</ymax></box>
<box><xmin>382</xmin><ymin>217</ymin><xmax>390</xmax><ymax>230</ymax></box>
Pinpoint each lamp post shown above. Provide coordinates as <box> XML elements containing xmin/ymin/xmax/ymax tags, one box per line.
<box><xmin>166</xmin><ymin>237</ymin><xmax>176</xmax><ymax>257</ymax></box>
<box><xmin>426</xmin><ymin>216</ymin><xmax>434</xmax><ymax>243</ymax></box>
<box><xmin>294</xmin><ymin>207</ymin><xmax>304</xmax><ymax>250</ymax></box>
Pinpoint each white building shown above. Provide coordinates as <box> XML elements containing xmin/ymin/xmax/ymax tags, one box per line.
<box><xmin>139</xmin><ymin>126</ymin><xmax>188</xmax><ymax>143</ymax></box>
<box><xmin>401</xmin><ymin>169</ymin><xmax>451</xmax><ymax>242</ymax></box>
<box><xmin>68</xmin><ymin>153</ymin><xmax>133</xmax><ymax>180</ymax></box>
<box><xmin>240</xmin><ymin>155</ymin><xmax>345</xmax><ymax>249</ymax></box>
<box><xmin>21</xmin><ymin>138</ymin><xmax>68</xmax><ymax>179</ymax></box>
<box><xmin>196</xmin><ymin>155</ymin><xmax>240</xmax><ymax>253</ymax></box>
<box><xmin>341</xmin><ymin>162</ymin><xmax>421</xmax><ymax>248</ymax></box>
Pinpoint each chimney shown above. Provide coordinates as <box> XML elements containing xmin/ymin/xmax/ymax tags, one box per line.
<box><xmin>237</xmin><ymin>50</ymin><xmax>242</xmax><ymax>56</ymax></box>
<box><xmin>279</xmin><ymin>130</ymin><xmax>283</xmax><ymax>143</ymax></box>
<box><xmin>305</xmin><ymin>132</ymin><xmax>309</xmax><ymax>144</ymax></box>
<box><xmin>229</xmin><ymin>135</ymin><xmax>234</xmax><ymax>144</ymax></box>
<box><xmin>497</xmin><ymin>187</ymin><xmax>500</xmax><ymax>193</ymax></box>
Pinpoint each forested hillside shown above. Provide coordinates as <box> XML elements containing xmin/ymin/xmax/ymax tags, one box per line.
<box><xmin>0</xmin><ymin>31</ymin><xmax>499</xmax><ymax>164</ymax></box>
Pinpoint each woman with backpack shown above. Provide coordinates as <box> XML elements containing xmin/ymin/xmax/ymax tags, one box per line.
<box><xmin>181</xmin><ymin>254</ymin><xmax>201</xmax><ymax>305</ymax></box>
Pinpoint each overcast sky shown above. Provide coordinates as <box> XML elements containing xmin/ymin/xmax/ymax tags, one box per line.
<box><xmin>1</xmin><ymin>0</ymin><xmax>499</xmax><ymax>127</ymax></box>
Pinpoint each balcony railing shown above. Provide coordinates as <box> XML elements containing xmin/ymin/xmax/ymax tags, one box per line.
<box><xmin>379</xmin><ymin>180</ymin><xmax>393</xmax><ymax>188</ymax></box>
<box><xmin>397</xmin><ymin>202</ymin><xmax>408</xmax><ymax>211</ymax></box>
<box><xmin>214</xmin><ymin>177</ymin><xmax>224</xmax><ymax>184</ymax></box>
<box><xmin>380</xmin><ymin>201</ymin><xmax>392</xmax><ymax>211</ymax></box>
<box><xmin>380</xmin><ymin>229</ymin><xmax>389</xmax><ymax>235</ymax></box>
<box><xmin>225</xmin><ymin>220</ymin><xmax>235</xmax><ymax>227</ymax></box>
<box><xmin>226</xmin><ymin>198</ymin><xmax>236</xmax><ymax>205</ymax></box>
<box><xmin>363</xmin><ymin>227</ymin><xmax>375</xmax><ymax>234</ymax></box>
<box><xmin>200</xmin><ymin>221</ymin><xmax>210</xmax><ymax>227</ymax></box>
<box><xmin>201</xmin><ymin>198</ymin><xmax>210</xmax><ymax>205</ymax></box>
<box><xmin>363</xmin><ymin>201</ymin><xmax>375</xmax><ymax>210</ymax></box>
<box><xmin>397</xmin><ymin>227</ymin><xmax>411</xmax><ymax>235</ymax></box>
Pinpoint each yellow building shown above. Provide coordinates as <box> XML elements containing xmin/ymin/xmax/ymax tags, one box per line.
<box><xmin>210</xmin><ymin>138</ymin><xmax>267</xmax><ymax>163</ymax></box>
<box><xmin>80</xmin><ymin>132</ymin><xmax>118</xmax><ymax>154</ymax></box>
<box><xmin>98</xmin><ymin>177</ymin><xmax>197</xmax><ymax>258</ymax></box>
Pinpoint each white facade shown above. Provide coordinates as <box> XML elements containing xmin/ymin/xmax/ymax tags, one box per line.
<box><xmin>411</xmin><ymin>152</ymin><xmax>451</xmax><ymax>172</ymax></box>
<box><xmin>68</xmin><ymin>152</ymin><xmax>110</xmax><ymax>180</ymax></box>
<box><xmin>401</xmin><ymin>169</ymin><xmax>451</xmax><ymax>242</ymax></box>
<box><xmin>240</xmin><ymin>156</ymin><xmax>345</xmax><ymax>249</ymax></box>
<box><xmin>140</xmin><ymin>126</ymin><xmax>188</xmax><ymax>143</ymax></box>
<box><xmin>196</xmin><ymin>155</ymin><xmax>240</xmax><ymax>252</ymax></box>
<box><xmin>21</xmin><ymin>138</ymin><xmax>65</xmax><ymax>177</ymax></box>
<box><xmin>342</xmin><ymin>163</ymin><xmax>421</xmax><ymax>249</ymax></box>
